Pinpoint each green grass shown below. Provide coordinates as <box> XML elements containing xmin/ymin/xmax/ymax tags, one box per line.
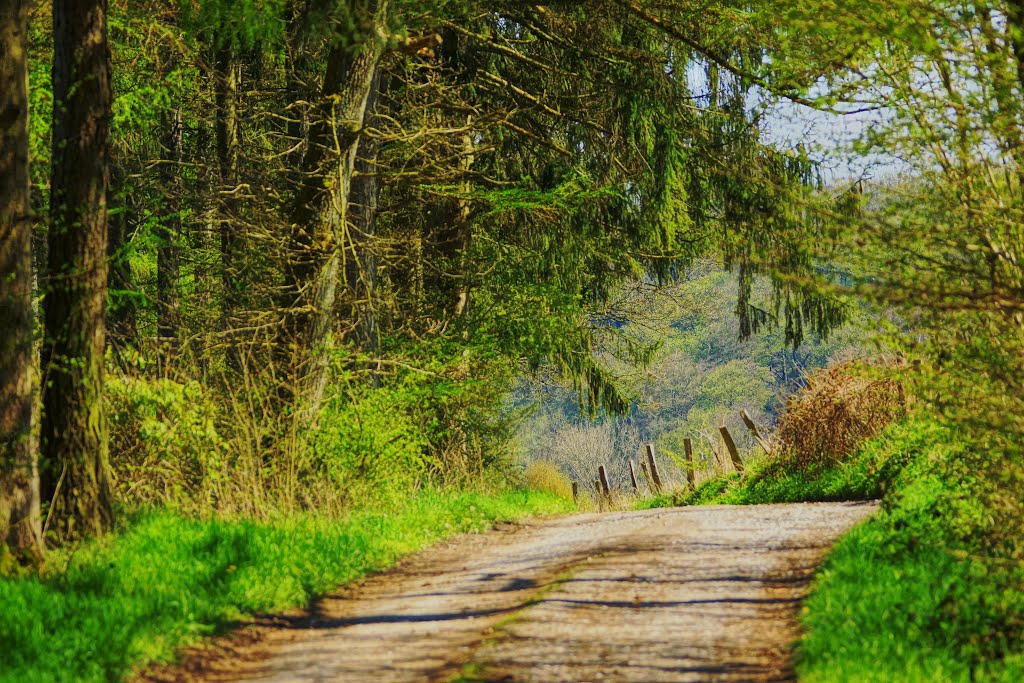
<box><xmin>0</xmin><ymin>489</ymin><xmax>571</xmax><ymax>683</ymax></box>
<box><xmin>639</xmin><ymin>419</ymin><xmax>1024</xmax><ymax>681</ymax></box>
<box><xmin>637</xmin><ymin>419</ymin><xmax>944</xmax><ymax>509</ymax></box>
<box><xmin>797</xmin><ymin>462</ymin><xmax>1024</xmax><ymax>682</ymax></box>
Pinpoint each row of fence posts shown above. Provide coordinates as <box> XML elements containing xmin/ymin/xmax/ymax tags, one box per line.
<box><xmin>570</xmin><ymin>409</ymin><xmax>771</xmax><ymax>508</ymax></box>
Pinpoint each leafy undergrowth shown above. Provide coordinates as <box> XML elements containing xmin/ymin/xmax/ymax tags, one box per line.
<box><xmin>0</xmin><ymin>489</ymin><xmax>571</xmax><ymax>683</ymax></box>
<box><xmin>639</xmin><ymin>419</ymin><xmax>1024</xmax><ymax>681</ymax></box>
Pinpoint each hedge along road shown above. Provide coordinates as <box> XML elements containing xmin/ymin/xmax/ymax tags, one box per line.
<box><xmin>144</xmin><ymin>502</ymin><xmax>876</xmax><ymax>683</ymax></box>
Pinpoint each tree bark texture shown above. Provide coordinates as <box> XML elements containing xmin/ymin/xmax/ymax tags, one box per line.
<box><xmin>42</xmin><ymin>0</ymin><xmax>114</xmax><ymax>539</ymax></box>
<box><xmin>280</xmin><ymin>1</ymin><xmax>389</xmax><ymax>422</ymax></box>
<box><xmin>0</xmin><ymin>0</ymin><xmax>41</xmax><ymax>554</ymax></box>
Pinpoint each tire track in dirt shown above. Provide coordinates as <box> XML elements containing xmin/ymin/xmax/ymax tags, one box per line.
<box><xmin>142</xmin><ymin>502</ymin><xmax>875</xmax><ymax>683</ymax></box>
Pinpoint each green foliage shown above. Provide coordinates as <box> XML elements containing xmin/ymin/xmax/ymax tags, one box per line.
<box><xmin>0</xmin><ymin>489</ymin><xmax>570</xmax><ymax>683</ymax></box>
<box><xmin>107</xmin><ymin>377</ymin><xmax>228</xmax><ymax>509</ymax></box>
<box><xmin>176</xmin><ymin>0</ymin><xmax>286</xmax><ymax>51</ymax></box>
<box><xmin>312</xmin><ymin>372</ymin><xmax>437</xmax><ymax>507</ymax></box>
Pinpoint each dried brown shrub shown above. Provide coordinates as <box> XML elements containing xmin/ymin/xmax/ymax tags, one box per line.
<box><xmin>776</xmin><ymin>361</ymin><xmax>907</xmax><ymax>467</ymax></box>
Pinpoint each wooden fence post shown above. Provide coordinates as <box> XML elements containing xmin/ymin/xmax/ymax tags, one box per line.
<box><xmin>628</xmin><ymin>460</ymin><xmax>639</xmax><ymax>493</ymax></box>
<box><xmin>598</xmin><ymin>465</ymin><xmax>612</xmax><ymax>500</ymax></box>
<box><xmin>593</xmin><ymin>479</ymin><xmax>602</xmax><ymax>510</ymax></box>
<box><xmin>683</xmin><ymin>437</ymin><xmax>695</xmax><ymax>491</ymax></box>
<box><xmin>571</xmin><ymin>481</ymin><xmax>579</xmax><ymax>505</ymax></box>
<box><xmin>645</xmin><ymin>443</ymin><xmax>663</xmax><ymax>493</ymax></box>
<box><xmin>719</xmin><ymin>424</ymin><xmax>744</xmax><ymax>473</ymax></box>
<box><xmin>740</xmin><ymin>409</ymin><xmax>774</xmax><ymax>455</ymax></box>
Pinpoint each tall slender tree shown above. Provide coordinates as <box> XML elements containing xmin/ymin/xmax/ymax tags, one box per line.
<box><xmin>345</xmin><ymin>64</ymin><xmax>385</xmax><ymax>361</ymax></box>
<box><xmin>42</xmin><ymin>0</ymin><xmax>114</xmax><ymax>538</ymax></box>
<box><xmin>280</xmin><ymin>0</ymin><xmax>390</xmax><ymax>422</ymax></box>
<box><xmin>0</xmin><ymin>0</ymin><xmax>40</xmax><ymax>554</ymax></box>
<box><xmin>156</xmin><ymin>106</ymin><xmax>183</xmax><ymax>346</ymax></box>
<box><xmin>214</xmin><ymin>42</ymin><xmax>241</xmax><ymax>356</ymax></box>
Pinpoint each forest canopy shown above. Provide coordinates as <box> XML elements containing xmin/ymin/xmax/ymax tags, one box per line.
<box><xmin>1</xmin><ymin>0</ymin><xmax>854</xmax><ymax>548</ymax></box>
<box><xmin>1</xmin><ymin>0</ymin><xmax>1022</xmax><ymax>581</ymax></box>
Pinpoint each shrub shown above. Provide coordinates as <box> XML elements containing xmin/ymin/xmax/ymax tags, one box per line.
<box><xmin>107</xmin><ymin>377</ymin><xmax>228</xmax><ymax>511</ymax></box>
<box><xmin>523</xmin><ymin>460</ymin><xmax>574</xmax><ymax>501</ymax></box>
<box><xmin>775</xmin><ymin>361</ymin><xmax>906</xmax><ymax>467</ymax></box>
<box><xmin>311</xmin><ymin>379</ymin><xmax>437</xmax><ymax>511</ymax></box>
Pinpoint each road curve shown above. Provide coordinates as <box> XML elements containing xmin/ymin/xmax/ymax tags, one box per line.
<box><xmin>144</xmin><ymin>502</ymin><xmax>876</xmax><ymax>683</ymax></box>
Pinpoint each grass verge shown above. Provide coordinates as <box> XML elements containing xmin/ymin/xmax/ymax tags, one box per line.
<box><xmin>637</xmin><ymin>419</ymin><xmax>941</xmax><ymax>508</ymax></box>
<box><xmin>795</xmin><ymin>426</ymin><xmax>1024</xmax><ymax>682</ymax></box>
<box><xmin>0</xmin><ymin>489</ymin><xmax>571</xmax><ymax>683</ymax></box>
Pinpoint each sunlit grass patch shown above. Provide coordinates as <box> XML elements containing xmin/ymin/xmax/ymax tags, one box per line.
<box><xmin>796</xmin><ymin>472</ymin><xmax>1024</xmax><ymax>682</ymax></box>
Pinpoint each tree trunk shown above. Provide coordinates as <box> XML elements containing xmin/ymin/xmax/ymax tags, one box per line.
<box><xmin>279</xmin><ymin>1</ymin><xmax>389</xmax><ymax>422</ymax></box>
<box><xmin>453</xmin><ymin>116</ymin><xmax>475</xmax><ymax>318</ymax></box>
<box><xmin>215</xmin><ymin>45</ymin><xmax>241</xmax><ymax>359</ymax></box>
<box><xmin>156</xmin><ymin>106</ymin><xmax>183</xmax><ymax>347</ymax></box>
<box><xmin>345</xmin><ymin>66</ymin><xmax>385</xmax><ymax>374</ymax></box>
<box><xmin>106</xmin><ymin>168</ymin><xmax>137</xmax><ymax>358</ymax></box>
<box><xmin>0</xmin><ymin>0</ymin><xmax>41</xmax><ymax>555</ymax></box>
<box><xmin>41</xmin><ymin>0</ymin><xmax>114</xmax><ymax>540</ymax></box>
<box><xmin>423</xmin><ymin>29</ymin><xmax>474</xmax><ymax>321</ymax></box>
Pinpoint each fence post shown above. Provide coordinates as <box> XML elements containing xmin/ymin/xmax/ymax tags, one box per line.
<box><xmin>683</xmin><ymin>437</ymin><xmax>695</xmax><ymax>491</ymax></box>
<box><xmin>593</xmin><ymin>479</ymin><xmax>602</xmax><ymax>511</ymax></box>
<box><xmin>598</xmin><ymin>465</ymin><xmax>612</xmax><ymax>500</ymax></box>
<box><xmin>719</xmin><ymin>424</ymin><xmax>744</xmax><ymax>473</ymax></box>
<box><xmin>571</xmin><ymin>481</ymin><xmax>579</xmax><ymax>505</ymax></box>
<box><xmin>628</xmin><ymin>460</ymin><xmax>640</xmax><ymax>493</ymax></box>
<box><xmin>645</xmin><ymin>443</ymin><xmax>663</xmax><ymax>493</ymax></box>
<box><xmin>740</xmin><ymin>409</ymin><xmax>774</xmax><ymax>455</ymax></box>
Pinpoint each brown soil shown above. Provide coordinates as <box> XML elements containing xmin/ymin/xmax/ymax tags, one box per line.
<box><xmin>141</xmin><ymin>502</ymin><xmax>875</xmax><ymax>683</ymax></box>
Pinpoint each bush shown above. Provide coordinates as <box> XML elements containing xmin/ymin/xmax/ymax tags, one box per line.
<box><xmin>775</xmin><ymin>361</ymin><xmax>906</xmax><ymax>467</ymax></box>
<box><xmin>107</xmin><ymin>377</ymin><xmax>228</xmax><ymax>511</ymax></box>
<box><xmin>312</xmin><ymin>378</ymin><xmax>437</xmax><ymax>510</ymax></box>
<box><xmin>523</xmin><ymin>460</ymin><xmax>575</xmax><ymax>501</ymax></box>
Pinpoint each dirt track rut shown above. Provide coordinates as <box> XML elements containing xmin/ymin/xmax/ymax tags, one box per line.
<box><xmin>146</xmin><ymin>502</ymin><xmax>876</xmax><ymax>683</ymax></box>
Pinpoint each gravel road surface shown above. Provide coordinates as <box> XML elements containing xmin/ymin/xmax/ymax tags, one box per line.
<box><xmin>144</xmin><ymin>502</ymin><xmax>875</xmax><ymax>683</ymax></box>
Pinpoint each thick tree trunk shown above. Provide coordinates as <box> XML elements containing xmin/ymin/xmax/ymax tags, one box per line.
<box><xmin>157</xmin><ymin>107</ymin><xmax>183</xmax><ymax>346</ymax></box>
<box><xmin>41</xmin><ymin>0</ymin><xmax>114</xmax><ymax>540</ymax></box>
<box><xmin>0</xmin><ymin>0</ymin><xmax>41</xmax><ymax>555</ymax></box>
<box><xmin>279</xmin><ymin>1</ymin><xmax>389</xmax><ymax>422</ymax></box>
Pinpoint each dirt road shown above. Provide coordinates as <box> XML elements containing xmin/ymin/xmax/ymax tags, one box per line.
<box><xmin>147</xmin><ymin>502</ymin><xmax>875</xmax><ymax>683</ymax></box>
